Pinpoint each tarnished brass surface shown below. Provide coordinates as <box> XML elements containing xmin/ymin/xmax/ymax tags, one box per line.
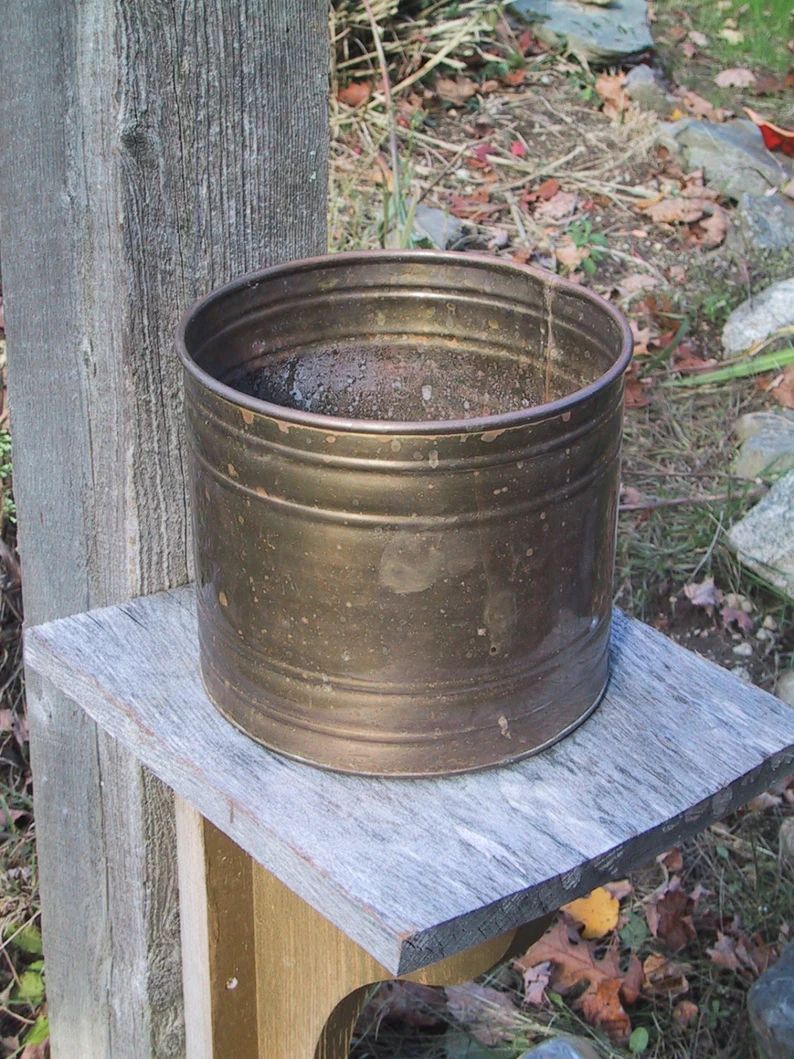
<box><xmin>178</xmin><ymin>250</ymin><xmax>632</xmax><ymax>776</ymax></box>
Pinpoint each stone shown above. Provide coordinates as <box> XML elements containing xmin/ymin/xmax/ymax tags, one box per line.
<box><xmin>624</xmin><ymin>63</ymin><xmax>675</xmax><ymax>116</ymax></box>
<box><xmin>518</xmin><ymin>1037</ymin><xmax>601</xmax><ymax>1059</ymax></box>
<box><xmin>732</xmin><ymin>411</ymin><xmax>794</xmax><ymax>479</ymax></box>
<box><xmin>510</xmin><ymin>0</ymin><xmax>653</xmax><ymax>64</ymax></box>
<box><xmin>777</xmin><ymin>670</ymin><xmax>794</xmax><ymax>709</ymax></box>
<box><xmin>748</xmin><ymin>940</ymin><xmax>794</xmax><ymax>1059</ymax></box>
<box><xmin>657</xmin><ymin>119</ymin><xmax>794</xmax><ymax>200</ymax></box>
<box><xmin>730</xmin><ymin>192</ymin><xmax>794</xmax><ymax>254</ymax></box>
<box><xmin>735</xmin><ymin>411</ymin><xmax>794</xmax><ymax>444</ymax></box>
<box><xmin>722</xmin><ymin>277</ymin><xmax>794</xmax><ymax>357</ymax></box>
<box><xmin>412</xmin><ymin>204</ymin><xmax>467</xmax><ymax>250</ymax></box>
<box><xmin>728</xmin><ymin>471</ymin><xmax>794</xmax><ymax>601</ymax></box>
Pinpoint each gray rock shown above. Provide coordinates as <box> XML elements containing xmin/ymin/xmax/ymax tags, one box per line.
<box><xmin>748</xmin><ymin>940</ymin><xmax>794</xmax><ymax>1059</ymax></box>
<box><xmin>624</xmin><ymin>63</ymin><xmax>675</xmax><ymax>116</ymax></box>
<box><xmin>518</xmin><ymin>1037</ymin><xmax>601</xmax><ymax>1059</ymax></box>
<box><xmin>510</xmin><ymin>0</ymin><xmax>653</xmax><ymax>64</ymax></box>
<box><xmin>722</xmin><ymin>277</ymin><xmax>794</xmax><ymax>356</ymax></box>
<box><xmin>657</xmin><ymin>119</ymin><xmax>794</xmax><ymax>200</ymax></box>
<box><xmin>412</xmin><ymin>204</ymin><xmax>467</xmax><ymax>250</ymax></box>
<box><xmin>730</xmin><ymin>192</ymin><xmax>794</xmax><ymax>253</ymax></box>
<box><xmin>732</xmin><ymin>412</ymin><xmax>794</xmax><ymax>479</ymax></box>
<box><xmin>735</xmin><ymin>410</ymin><xmax>794</xmax><ymax>443</ymax></box>
<box><xmin>776</xmin><ymin>670</ymin><xmax>794</xmax><ymax>709</ymax></box>
<box><xmin>728</xmin><ymin>471</ymin><xmax>794</xmax><ymax>601</ymax></box>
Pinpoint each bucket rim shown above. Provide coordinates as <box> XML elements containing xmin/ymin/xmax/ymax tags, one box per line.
<box><xmin>177</xmin><ymin>248</ymin><xmax>633</xmax><ymax>436</ymax></box>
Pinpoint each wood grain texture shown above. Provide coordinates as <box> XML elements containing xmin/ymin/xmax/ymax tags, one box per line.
<box><xmin>0</xmin><ymin>1</ymin><xmax>328</xmax><ymax>1054</ymax></box>
<box><xmin>26</xmin><ymin>585</ymin><xmax>794</xmax><ymax>977</ymax></box>
<box><xmin>253</xmin><ymin>864</ymin><xmax>523</xmax><ymax>1059</ymax></box>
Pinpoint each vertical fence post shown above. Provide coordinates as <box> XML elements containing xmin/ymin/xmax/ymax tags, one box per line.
<box><xmin>0</xmin><ymin>3</ymin><xmax>329</xmax><ymax>1053</ymax></box>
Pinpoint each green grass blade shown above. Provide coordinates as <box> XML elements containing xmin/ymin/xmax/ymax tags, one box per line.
<box><xmin>670</xmin><ymin>347</ymin><xmax>794</xmax><ymax>387</ymax></box>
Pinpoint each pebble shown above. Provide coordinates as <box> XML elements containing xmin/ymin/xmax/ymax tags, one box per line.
<box><xmin>732</xmin><ymin>642</ymin><xmax>753</xmax><ymax>657</ymax></box>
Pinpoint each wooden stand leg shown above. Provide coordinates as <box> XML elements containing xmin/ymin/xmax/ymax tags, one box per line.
<box><xmin>186</xmin><ymin>817</ymin><xmax>550</xmax><ymax>1058</ymax></box>
<box><xmin>252</xmin><ymin>861</ymin><xmax>551</xmax><ymax>1059</ymax></box>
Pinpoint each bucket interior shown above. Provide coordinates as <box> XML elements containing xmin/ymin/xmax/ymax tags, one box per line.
<box><xmin>184</xmin><ymin>253</ymin><xmax>628</xmax><ymax>423</ymax></box>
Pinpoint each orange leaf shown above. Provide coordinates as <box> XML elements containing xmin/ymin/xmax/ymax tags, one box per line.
<box><xmin>514</xmin><ymin>919</ymin><xmax>640</xmax><ymax>1043</ymax></box>
<box><xmin>338</xmin><ymin>81</ymin><xmax>372</xmax><ymax>108</ymax></box>
<box><xmin>580</xmin><ymin>979</ymin><xmax>631</xmax><ymax>1042</ymax></box>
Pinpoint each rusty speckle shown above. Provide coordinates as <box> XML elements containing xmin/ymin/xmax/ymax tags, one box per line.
<box><xmin>227</xmin><ymin>463</ymin><xmax>239</xmax><ymax>478</ymax></box>
<box><xmin>325</xmin><ymin>435</ymin><xmax>337</xmax><ymax>444</ymax></box>
<box><xmin>218</xmin><ymin>591</ymin><xmax>229</xmax><ymax>607</ymax></box>
<box><xmin>277</xmin><ymin>421</ymin><xmax>290</xmax><ymax>434</ymax></box>
<box><xmin>482</xmin><ymin>429</ymin><xmax>506</xmax><ymax>443</ymax></box>
<box><xmin>561</xmin><ymin>411</ymin><xmax>572</xmax><ymax>422</ymax></box>
<box><xmin>254</xmin><ymin>486</ymin><xmax>269</xmax><ymax>498</ymax></box>
<box><xmin>240</xmin><ymin>408</ymin><xmax>255</xmax><ymax>425</ymax></box>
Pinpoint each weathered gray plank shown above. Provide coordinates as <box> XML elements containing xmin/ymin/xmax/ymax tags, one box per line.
<box><xmin>0</xmin><ymin>2</ymin><xmax>328</xmax><ymax>1054</ymax></box>
<box><xmin>26</xmin><ymin>586</ymin><xmax>794</xmax><ymax>978</ymax></box>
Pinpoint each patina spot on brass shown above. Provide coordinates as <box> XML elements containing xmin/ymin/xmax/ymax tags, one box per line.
<box><xmin>178</xmin><ymin>250</ymin><xmax>633</xmax><ymax>776</ymax></box>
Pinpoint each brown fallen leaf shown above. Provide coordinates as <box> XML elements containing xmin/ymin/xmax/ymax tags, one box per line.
<box><xmin>696</xmin><ymin>204</ymin><xmax>730</xmax><ymax>247</ymax></box>
<box><xmin>642</xmin><ymin>953</ymin><xmax>690</xmax><ymax>998</ymax></box>
<box><xmin>514</xmin><ymin>919</ymin><xmax>641</xmax><ymax>1043</ymax></box>
<box><xmin>555</xmin><ymin>237</ymin><xmax>589</xmax><ymax>273</ymax></box>
<box><xmin>503</xmin><ymin>68</ymin><xmax>525</xmax><ymax>87</ymax></box>
<box><xmin>672</xmin><ymin>343</ymin><xmax>719</xmax><ymax>375</ymax></box>
<box><xmin>595</xmin><ymin>71</ymin><xmax>629</xmax><ymax>120</ymax></box>
<box><xmin>445</xmin><ymin>983</ymin><xmax>521</xmax><ymax>1046</ymax></box>
<box><xmin>625</xmin><ymin>376</ymin><xmax>653</xmax><ymax>409</ymax></box>
<box><xmin>657</xmin><ymin>848</ymin><xmax>684</xmax><ymax>874</ymax></box>
<box><xmin>644</xmin><ymin>877</ymin><xmax>698</xmax><ymax>952</ymax></box>
<box><xmin>605</xmin><ymin>879</ymin><xmax>634</xmax><ymax>901</ymax></box>
<box><xmin>580</xmin><ymin>978</ymin><xmax>631</xmax><ymax>1041</ymax></box>
<box><xmin>521</xmin><ymin>959</ymin><xmax>552</xmax><ymax>1005</ymax></box>
<box><xmin>640</xmin><ymin>197</ymin><xmax>708</xmax><ymax>224</ymax></box>
<box><xmin>630</xmin><ymin>320</ymin><xmax>651</xmax><ymax>356</ymax></box>
<box><xmin>616</xmin><ymin>272</ymin><xmax>658</xmax><ymax>301</ymax></box>
<box><xmin>563</xmin><ymin>886</ymin><xmax>620</xmax><ymax>940</ymax></box>
<box><xmin>707</xmin><ymin>928</ymin><xmax>777</xmax><ymax>976</ymax></box>
<box><xmin>338</xmin><ymin>81</ymin><xmax>372</xmax><ymax>108</ymax></box>
<box><xmin>770</xmin><ymin>362</ymin><xmax>794</xmax><ymax>409</ymax></box>
<box><xmin>535</xmin><ymin>190</ymin><xmax>578</xmax><ymax>222</ymax></box>
<box><xmin>436</xmin><ymin>75</ymin><xmax>478</xmax><ymax>106</ymax></box>
<box><xmin>676</xmin><ymin>89</ymin><xmax>730</xmax><ymax>122</ymax></box>
<box><xmin>715</xmin><ymin>67</ymin><xmax>756</xmax><ymax>88</ymax></box>
<box><xmin>673</xmin><ymin>999</ymin><xmax>699</xmax><ymax>1027</ymax></box>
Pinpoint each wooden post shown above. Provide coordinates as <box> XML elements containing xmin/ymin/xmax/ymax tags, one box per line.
<box><xmin>0</xmin><ymin>2</ymin><xmax>328</xmax><ymax>1054</ymax></box>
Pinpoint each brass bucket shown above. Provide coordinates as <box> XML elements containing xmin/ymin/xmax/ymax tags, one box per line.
<box><xmin>178</xmin><ymin>250</ymin><xmax>632</xmax><ymax>776</ymax></box>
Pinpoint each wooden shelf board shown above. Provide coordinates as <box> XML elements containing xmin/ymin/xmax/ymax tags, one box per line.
<box><xmin>25</xmin><ymin>585</ymin><xmax>794</xmax><ymax>976</ymax></box>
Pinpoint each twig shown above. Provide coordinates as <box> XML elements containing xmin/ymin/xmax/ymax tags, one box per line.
<box><xmin>361</xmin><ymin>0</ymin><xmax>401</xmax><ymax>211</ymax></box>
<box><xmin>620</xmin><ymin>487</ymin><xmax>765</xmax><ymax>512</ymax></box>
